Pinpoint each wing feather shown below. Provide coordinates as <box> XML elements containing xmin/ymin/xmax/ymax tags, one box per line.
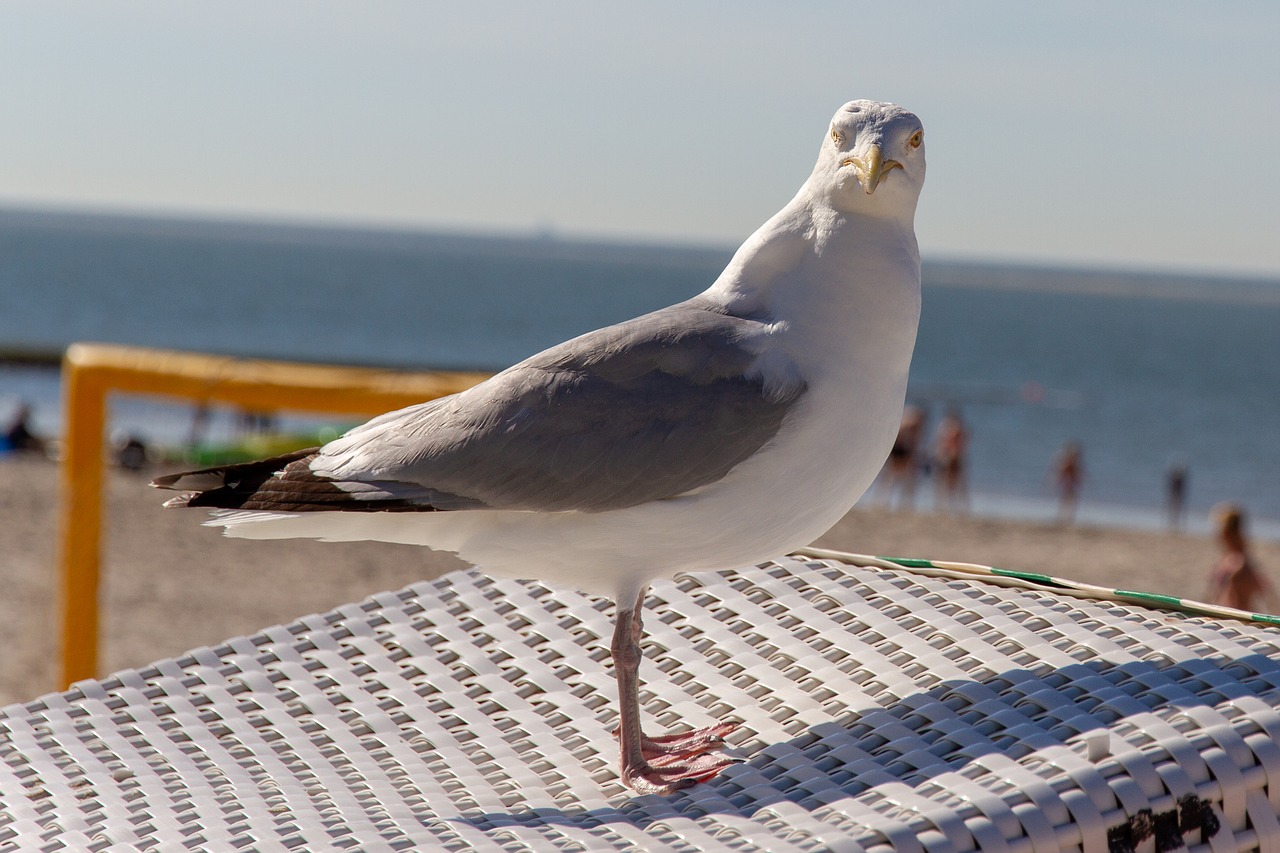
<box><xmin>314</xmin><ymin>298</ymin><xmax>805</xmax><ymax>512</ymax></box>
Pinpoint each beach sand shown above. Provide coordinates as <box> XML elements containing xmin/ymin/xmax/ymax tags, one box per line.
<box><xmin>3</xmin><ymin>454</ymin><xmax>1277</xmax><ymax>707</ymax></box>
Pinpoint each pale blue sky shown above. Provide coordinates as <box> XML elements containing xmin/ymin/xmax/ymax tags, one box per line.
<box><xmin>4</xmin><ymin>2</ymin><xmax>1278</xmax><ymax>276</ymax></box>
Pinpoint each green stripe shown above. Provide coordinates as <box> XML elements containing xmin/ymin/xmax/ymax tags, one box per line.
<box><xmin>992</xmin><ymin>567</ymin><xmax>1056</xmax><ymax>585</ymax></box>
<box><xmin>1116</xmin><ymin>590</ymin><xmax>1185</xmax><ymax>608</ymax></box>
<box><xmin>880</xmin><ymin>557</ymin><xmax>937</xmax><ymax>569</ymax></box>
<box><xmin>865</xmin><ymin>552</ymin><xmax>1280</xmax><ymax>625</ymax></box>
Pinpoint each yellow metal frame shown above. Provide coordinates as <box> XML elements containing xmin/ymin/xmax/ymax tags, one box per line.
<box><xmin>57</xmin><ymin>342</ymin><xmax>487</xmax><ymax>690</ymax></box>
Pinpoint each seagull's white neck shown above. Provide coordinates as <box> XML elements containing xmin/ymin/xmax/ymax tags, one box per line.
<box><xmin>704</xmin><ymin>189</ymin><xmax>920</xmax><ymax>337</ymax></box>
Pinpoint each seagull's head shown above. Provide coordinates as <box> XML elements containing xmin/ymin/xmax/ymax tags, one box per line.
<box><xmin>814</xmin><ymin>100</ymin><xmax>925</xmax><ymax>216</ymax></box>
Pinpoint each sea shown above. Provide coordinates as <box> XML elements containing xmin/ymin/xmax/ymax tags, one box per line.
<box><xmin>3</xmin><ymin>207</ymin><xmax>1280</xmax><ymax>539</ymax></box>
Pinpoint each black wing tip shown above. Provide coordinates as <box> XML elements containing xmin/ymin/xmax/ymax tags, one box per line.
<box><xmin>152</xmin><ymin>446</ymin><xmax>322</xmax><ymax>507</ymax></box>
<box><xmin>153</xmin><ymin>446</ymin><xmax>448</xmax><ymax>514</ymax></box>
<box><xmin>150</xmin><ymin>472</ymin><xmax>182</xmax><ymax>489</ymax></box>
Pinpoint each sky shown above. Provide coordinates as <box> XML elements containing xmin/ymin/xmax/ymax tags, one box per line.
<box><xmin>3</xmin><ymin>2</ymin><xmax>1279</xmax><ymax>277</ymax></box>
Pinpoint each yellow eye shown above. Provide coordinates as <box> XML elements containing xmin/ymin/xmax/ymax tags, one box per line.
<box><xmin>908</xmin><ymin>130</ymin><xmax>923</xmax><ymax>150</ymax></box>
<box><xmin>831</xmin><ymin>128</ymin><xmax>845</xmax><ymax>145</ymax></box>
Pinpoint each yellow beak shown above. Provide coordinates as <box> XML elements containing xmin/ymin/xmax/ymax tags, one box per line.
<box><xmin>845</xmin><ymin>144</ymin><xmax>902</xmax><ymax>195</ymax></box>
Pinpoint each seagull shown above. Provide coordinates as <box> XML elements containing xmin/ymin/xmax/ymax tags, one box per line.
<box><xmin>153</xmin><ymin>99</ymin><xmax>926</xmax><ymax>794</ymax></box>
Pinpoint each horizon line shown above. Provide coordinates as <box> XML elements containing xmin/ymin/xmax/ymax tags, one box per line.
<box><xmin>2</xmin><ymin>198</ymin><xmax>1279</xmax><ymax>286</ymax></box>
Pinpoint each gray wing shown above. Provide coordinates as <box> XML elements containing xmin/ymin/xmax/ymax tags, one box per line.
<box><xmin>313</xmin><ymin>298</ymin><xmax>806</xmax><ymax>513</ymax></box>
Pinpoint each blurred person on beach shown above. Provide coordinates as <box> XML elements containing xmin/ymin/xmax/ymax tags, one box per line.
<box><xmin>879</xmin><ymin>404</ymin><xmax>927</xmax><ymax>510</ymax></box>
<box><xmin>932</xmin><ymin>408</ymin><xmax>969</xmax><ymax>514</ymax></box>
<box><xmin>1166</xmin><ymin>463</ymin><xmax>1188</xmax><ymax>531</ymax></box>
<box><xmin>1051</xmin><ymin>441</ymin><xmax>1084</xmax><ymax>525</ymax></box>
<box><xmin>2</xmin><ymin>403</ymin><xmax>45</xmax><ymax>456</ymax></box>
<box><xmin>113</xmin><ymin>431</ymin><xmax>149</xmax><ymax>472</ymax></box>
<box><xmin>1205</xmin><ymin>504</ymin><xmax>1278</xmax><ymax>613</ymax></box>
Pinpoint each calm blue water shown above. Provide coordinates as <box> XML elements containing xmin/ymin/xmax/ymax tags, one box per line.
<box><xmin>3</xmin><ymin>208</ymin><xmax>1279</xmax><ymax>536</ymax></box>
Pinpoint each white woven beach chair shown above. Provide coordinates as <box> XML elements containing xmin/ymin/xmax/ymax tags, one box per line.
<box><xmin>2</xmin><ymin>553</ymin><xmax>1277</xmax><ymax>851</ymax></box>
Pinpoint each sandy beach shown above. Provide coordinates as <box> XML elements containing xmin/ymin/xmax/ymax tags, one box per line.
<box><xmin>3</xmin><ymin>453</ymin><xmax>1277</xmax><ymax>708</ymax></box>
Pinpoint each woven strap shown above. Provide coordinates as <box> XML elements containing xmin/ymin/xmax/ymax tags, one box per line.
<box><xmin>2</xmin><ymin>555</ymin><xmax>1277</xmax><ymax>851</ymax></box>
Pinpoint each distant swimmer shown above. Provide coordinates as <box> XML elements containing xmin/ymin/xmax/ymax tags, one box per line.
<box><xmin>932</xmin><ymin>408</ymin><xmax>969</xmax><ymax>514</ymax></box>
<box><xmin>1166</xmin><ymin>462</ymin><xmax>1188</xmax><ymax>531</ymax></box>
<box><xmin>1051</xmin><ymin>441</ymin><xmax>1084</xmax><ymax>525</ymax></box>
<box><xmin>879</xmin><ymin>404</ymin><xmax>927</xmax><ymax>510</ymax></box>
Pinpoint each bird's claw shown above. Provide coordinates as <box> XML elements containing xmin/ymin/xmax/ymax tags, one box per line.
<box><xmin>621</xmin><ymin>752</ymin><xmax>742</xmax><ymax>796</ymax></box>
<box><xmin>615</xmin><ymin>720</ymin><xmax>742</xmax><ymax>793</ymax></box>
<box><xmin>643</xmin><ymin>720</ymin><xmax>740</xmax><ymax>756</ymax></box>
<box><xmin>613</xmin><ymin>720</ymin><xmax>740</xmax><ymax>757</ymax></box>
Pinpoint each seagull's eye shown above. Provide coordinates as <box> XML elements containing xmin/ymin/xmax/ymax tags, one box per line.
<box><xmin>831</xmin><ymin>129</ymin><xmax>845</xmax><ymax>145</ymax></box>
<box><xmin>908</xmin><ymin>130</ymin><xmax>923</xmax><ymax>150</ymax></box>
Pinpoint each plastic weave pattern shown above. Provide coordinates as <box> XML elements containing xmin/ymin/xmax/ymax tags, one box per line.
<box><xmin>3</xmin><ymin>554</ymin><xmax>1280</xmax><ymax>852</ymax></box>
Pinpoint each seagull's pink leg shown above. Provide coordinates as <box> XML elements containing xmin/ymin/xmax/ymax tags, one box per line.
<box><xmin>612</xmin><ymin>588</ymin><xmax>739</xmax><ymax>794</ymax></box>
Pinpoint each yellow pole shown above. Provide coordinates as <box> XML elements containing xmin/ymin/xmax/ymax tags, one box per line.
<box><xmin>56</xmin><ymin>350</ymin><xmax>108</xmax><ymax>689</ymax></box>
<box><xmin>54</xmin><ymin>343</ymin><xmax>488</xmax><ymax>690</ymax></box>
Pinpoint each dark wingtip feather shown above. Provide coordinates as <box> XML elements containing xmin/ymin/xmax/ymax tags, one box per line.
<box><xmin>154</xmin><ymin>446</ymin><xmax>436</xmax><ymax>513</ymax></box>
<box><xmin>152</xmin><ymin>447</ymin><xmax>321</xmax><ymax>507</ymax></box>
